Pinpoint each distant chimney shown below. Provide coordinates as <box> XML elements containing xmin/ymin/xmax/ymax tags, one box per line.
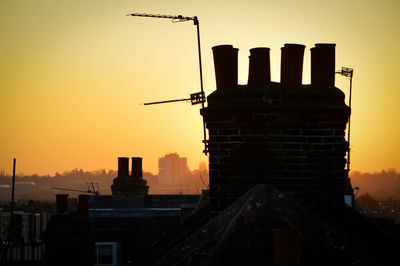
<box><xmin>56</xmin><ymin>194</ymin><xmax>68</xmax><ymax>214</ymax></box>
<box><xmin>131</xmin><ymin>157</ymin><xmax>143</xmax><ymax>178</ymax></box>
<box><xmin>311</xmin><ymin>43</ymin><xmax>336</xmax><ymax>86</ymax></box>
<box><xmin>77</xmin><ymin>194</ymin><xmax>90</xmax><ymax>217</ymax></box>
<box><xmin>248</xmin><ymin>47</ymin><xmax>271</xmax><ymax>86</ymax></box>
<box><xmin>111</xmin><ymin>156</ymin><xmax>149</xmax><ymax>198</ymax></box>
<box><xmin>280</xmin><ymin>44</ymin><xmax>305</xmax><ymax>85</ymax></box>
<box><xmin>274</xmin><ymin>229</ymin><xmax>300</xmax><ymax>266</ymax></box>
<box><xmin>212</xmin><ymin>45</ymin><xmax>238</xmax><ymax>89</ymax></box>
<box><xmin>118</xmin><ymin>157</ymin><xmax>129</xmax><ymax>177</ymax></box>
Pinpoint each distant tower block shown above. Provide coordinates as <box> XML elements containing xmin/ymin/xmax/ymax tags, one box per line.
<box><xmin>158</xmin><ymin>153</ymin><xmax>189</xmax><ymax>185</ymax></box>
<box><xmin>111</xmin><ymin>157</ymin><xmax>149</xmax><ymax>198</ymax></box>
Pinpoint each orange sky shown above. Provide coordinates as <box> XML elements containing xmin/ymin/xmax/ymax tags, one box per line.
<box><xmin>1</xmin><ymin>0</ymin><xmax>399</xmax><ymax>175</ymax></box>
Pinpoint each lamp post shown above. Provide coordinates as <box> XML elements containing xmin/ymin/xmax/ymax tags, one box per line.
<box><xmin>336</xmin><ymin>67</ymin><xmax>354</xmax><ymax>171</ymax></box>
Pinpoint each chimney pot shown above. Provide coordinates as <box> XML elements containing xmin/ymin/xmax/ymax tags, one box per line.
<box><xmin>274</xmin><ymin>229</ymin><xmax>300</xmax><ymax>266</ymax></box>
<box><xmin>78</xmin><ymin>194</ymin><xmax>90</xmax><ymax>217</ymax></box>
<box><xmin>248</xmin><ymin>47</ymin><xmax>271</xmax><ymax>86</ymax></box>
<box><xmin>118</xmin><ymin>157</ymin><xmax>129</xmax><ymax>177</ymax></box>
<box><xmin>56</xmin><ymin>194</ymin><xmax>68</xmax><ymax>214</ymax></box>
<box><xmin>131</xmin><ymin>157</ymin><xmax>143</xmax><ymax>178</ymax></box>
<box><xmin>280</xmin><ymin>43</ymin><xmax>305</xmax><ymax>85</ymax></box>
<box><xmin>311</xmin><ymin>43</ymin><xmax>336</xmax><ymax>86</ymax></box>
<box><xmin>212</xmin><ymin>45</ymin><xmax>238</xmax><ymax>89</ymax></box>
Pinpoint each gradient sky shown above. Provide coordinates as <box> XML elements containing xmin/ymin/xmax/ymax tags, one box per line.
<box><xmin>1</xmin><ymin>0</ymin><xmax>399</xmax><ymax>175</ymax></box>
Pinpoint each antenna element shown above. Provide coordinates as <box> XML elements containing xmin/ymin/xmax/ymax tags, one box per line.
<box><xmin>128</xmin><ymin>12</ymin><xmax>209</xmax><ymax>154</ymax></box>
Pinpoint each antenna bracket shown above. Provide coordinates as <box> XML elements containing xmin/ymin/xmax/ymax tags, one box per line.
<box><xmin>190</xmin><ymin>92</ymin><xmax>205</xmax><ymax>105</ymax></box>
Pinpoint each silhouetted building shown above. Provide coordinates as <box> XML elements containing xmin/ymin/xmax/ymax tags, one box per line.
<box><xmin>158</xmin><ymin>153</ymin><xmax>189</xmax><ymax>186</ymax></box>
<box><xmin>41</xmin><ymin>156</ymin><xmax>200</xmax><ymax>266</ymax></box>
<box><xmin>147</xmin><ymin>43</ymin><xmax>400</xmax><ymax>266</ymax></box>
<box><xmin>37</xmin><ymin>42</ymin><xmax>400</xmax><ymax>266</ymax></box>
<box><xmin>1</xmin><ymin>210</ymin><xmax>51</xmax><ymax>263</ymax></box>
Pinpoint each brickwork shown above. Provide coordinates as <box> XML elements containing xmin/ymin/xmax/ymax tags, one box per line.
<box><xmin>201</xmin><ymin>83</ymin><xmax>350</xmax><ymax>218</ymax></box>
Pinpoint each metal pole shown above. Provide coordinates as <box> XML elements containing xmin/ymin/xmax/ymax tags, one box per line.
<box><xmin>3</xmin><ymin>158</ymin><xmax>17</xmax><ymax>264</ymax></box>
<box><xmin>347</xmin><ymin>75</ymin><xmax>353</xmax><ymax>171</ymax></box>
<box><xmin>194</xmin><ymin>17</ymin><xmax>208</xmax><ymax>154</ymax></box>
<box><xmin>10</xmin><ymin>158</ymin><xmax>16</xmax><ymax>241</ymax></box>
<box><xmin>143</xmin><ymin>98</ymin><xmax>190</xmax><ymax>105</ymax></box>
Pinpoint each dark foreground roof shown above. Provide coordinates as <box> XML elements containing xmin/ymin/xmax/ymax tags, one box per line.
<box><xmin>148</xmin><ymin>184</ymin><xmax>400</xmax><ymax>266</ymax></box>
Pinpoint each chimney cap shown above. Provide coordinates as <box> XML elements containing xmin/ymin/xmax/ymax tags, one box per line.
<box><xmin>249</xmin><ymin>47</ymin><xmax>270</xmax><ymax>57</ymax></box>
<box><xmin>282</xmin><ymin>43</ymin><xmax>306</xmax><ymax>49</ymax></box>
<box><xmin>314</xmin><ymin>43</ymin><xmax>336</xmax><ymax>48</ymax></box>
<box><xmin>250</xmin><ymin>47</ymin><xmax>270</xmax><ymax>52</ymax></box>
<box><xmin>212</xmin><ymin>44</ymin><xmax>233</xmax><ymax>51</ymax></box>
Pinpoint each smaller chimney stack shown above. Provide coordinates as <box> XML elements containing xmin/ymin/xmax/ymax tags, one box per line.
<box><xmin>280</xmin><ymin>44</ymin><xmax>305</xmax><ymax>85</ymax></box>
<box><xmin>77</xmin><ymin>194</ymin><xmax>90</xmax><ymax>217</ymax></box>
<box><xmin>118</xmin><ymin>157</ymin><xmax>129</xmax><ymax>177</ymax></box>
<box><xmin>247</xmin><ymin>47</ymin><xmax>271</xmax><ymax>86</ymax></box>
<box><xmin>112</xmin><ymin>156</ymin><xmax>149</xmax><ymax>198</ymax></box>
<box><xmin>212</xmin><ymin>45</ymin><xmax>238</xmax><ymax>89</ymax></box>
<box><xmin>56</xmin><ymin>194</ymin><xmax>68</xmax><ymax>214</ymax></box>
<box><xmin>311</xmin><ymin>43</ymin><xmax>336</xmax><ymax>86</ymax></box>
<box><xmin>131</xmin><ymin>157</ymin><xmax>143</xmax><ymax>178</ymax></box>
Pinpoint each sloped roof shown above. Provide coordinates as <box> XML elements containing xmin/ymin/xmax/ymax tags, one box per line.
<box><xmin>149</xmin><ymin>184</ymin><xmax>400</xmax><ymax>266</ymax></box>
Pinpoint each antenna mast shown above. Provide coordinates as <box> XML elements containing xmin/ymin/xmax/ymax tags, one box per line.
<box><xmin>127</xmin><ymin>12</ymin><xmax>209</xmax><ymax>154</ymax></box>
<box><xmin>336</xmin><ymin>67</ymin><xmax>354</xmax><ymax>171</ymax></box>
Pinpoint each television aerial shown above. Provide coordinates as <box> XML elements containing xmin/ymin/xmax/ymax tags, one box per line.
<box><xmin>127</xmin><ymin>13</ymin><xmax>209</xmax><ymax>154</ymax></box>
<box><xmin>52</xmin><ymin>182</ymin><xmax>100</xmax><ymax>196</ymax></box>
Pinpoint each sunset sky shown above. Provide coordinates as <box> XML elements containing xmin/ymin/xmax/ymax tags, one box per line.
<box><xmin>1</xmin><ymin>0</ymin><xmax>399</xmax><ymax>175</ymax></box>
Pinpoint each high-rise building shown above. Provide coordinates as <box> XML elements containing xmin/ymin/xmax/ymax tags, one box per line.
<box><xmin>158</xmin><ymin>153</ymin><xmax>189</xmax><ymax>185</ymax></box>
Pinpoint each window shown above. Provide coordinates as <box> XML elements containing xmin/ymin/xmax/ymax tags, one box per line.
<box><xmin>94</xmin><ymin>242</ymin><xmax>119</xmax><ymax>266</ymax></box>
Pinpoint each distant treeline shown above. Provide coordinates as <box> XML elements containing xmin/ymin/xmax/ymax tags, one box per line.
<box><xmin>350</xmin><ymin>169</ymin><xmax>400</xmax><ymax>199</ymax></box>
<box><xmin>0</xmin><ymin>167</ymin><xmax>208</xmax><ymax>202</ymax></box>
<box><xmin>0</xmin><ymin>169</ymin><xmax>124</xmax><ymax>202</ymax></box>
<box><xmin>2</xmin><ymin>168</ymin><xmax>397</xmax><ymax>202</ymax></box>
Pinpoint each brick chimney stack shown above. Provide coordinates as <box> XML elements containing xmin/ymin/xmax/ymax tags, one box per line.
<box><xmin>56</xmin><ymin>194</ymin><xmax>68</xmax><ymax>214</ymax></box>
<box><xmin>111</xmin><ymin>157</ymin><xmax>149</xmax><ymax>198</ymax></box>
<box><xmin>201</xmin><ymin>43</ymin><xmax>350</xmax><ymax>223</ymax></box>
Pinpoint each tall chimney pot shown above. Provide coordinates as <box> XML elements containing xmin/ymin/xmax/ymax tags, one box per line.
<box><xmin>280</xmin><ymin>43</ymin><xmax>305</xmax><ymax>85</ymax></box>
<box><xmin>248</xmin><ymin>47</ymin><xmax>271</xmax><ymax>86</ymax></box>
<box><xmin>311</xmin><ymin>43</ymin><xmax>336</xmax><ymax>86</ymax></box>
<box><xmin>212</xmin><ymin>45</ymin><xmax>238</xmax><ymax>89</ymax></box>
<box><xmin>118</xmin><ymin>157</ymin><xmax>129</xmax><ymax>177</ymax></box>
<box><xmin>131</xmin><ymin>157</ymin><xmax>143</xmax><ymax>178</ymax></box>
<box><xmin>78</xmin><ymin>194</ymin><xmax>90</xmax><ymax>217</ymax></box>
